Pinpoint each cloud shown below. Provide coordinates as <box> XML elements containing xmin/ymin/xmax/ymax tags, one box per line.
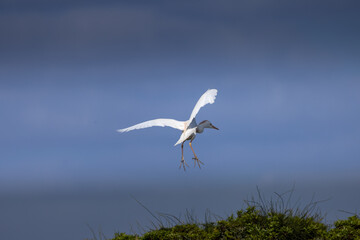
<box><xmin>1</xmin><ymin>0</ymin><xmax>359</xmax><ymax>68</ymax></box>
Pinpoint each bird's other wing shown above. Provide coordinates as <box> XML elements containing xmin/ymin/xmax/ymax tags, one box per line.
<box><xmin>117</xmin><ymin>118</ymin><xmax>185</xmax><ymax>133</ymax></box>
<box><xmin>188</xmin><ymin>89</ymin><xmax>218</xmax><ymax>122</ymax></box>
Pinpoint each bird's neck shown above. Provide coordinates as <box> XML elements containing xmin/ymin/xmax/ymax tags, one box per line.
<box><xmin>196</xmin><ymin>124</ymin><xmax>205</xmax><ymax>133</ymax></box>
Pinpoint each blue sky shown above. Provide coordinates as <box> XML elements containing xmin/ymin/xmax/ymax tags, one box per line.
<box><xmin>1</xmin><ymin>1</ymin><xmax>360</xmax><ymax>239</ymax></box>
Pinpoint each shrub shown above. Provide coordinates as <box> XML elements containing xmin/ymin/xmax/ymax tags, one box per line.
<box><xmin>111</xmin><ymin>207</ymin><xmax>329</xmax><ymax>240</ymax></box>
<box><xmin>109</xmin><ymin>189</ymin><xmax>359</xmax><ymax>240</ymax></box>
<box><xmin>327</xmin><ymin>215</ymin><xmax>360</xmax><ymax>240</ymax></box>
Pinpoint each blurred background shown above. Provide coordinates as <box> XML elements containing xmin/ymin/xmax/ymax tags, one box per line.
<box><xmin>1</xmin><ymin>1</ymin><xmax>359</xmax><ymax>239</ymax></box>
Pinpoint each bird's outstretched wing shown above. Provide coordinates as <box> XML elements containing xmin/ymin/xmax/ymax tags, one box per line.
<box><xmin>117</xmin><ymin>118</ymin><xmax>185</xmax><ymax>133</ymax></box>
<box><xmin>188</xmin><ymin>89</ymin><xmax>217</xmax><ymax>122</ymax></box>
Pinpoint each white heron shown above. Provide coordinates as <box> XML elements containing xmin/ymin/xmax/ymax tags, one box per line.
<box><xmin>117</xmin><ymin>89</ymin><xmax>219</xmax><ymax>170</ymax></box>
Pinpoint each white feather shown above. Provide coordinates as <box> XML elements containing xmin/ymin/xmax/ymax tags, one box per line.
<box><xmin>117</xmin><ymin>118</ymin><xmax>185</xmax><ymax>132</ymax></box>
<box><xmin>188</xmin><ymin>89</ymin><xmax>217</xmax><ymax>122</ymax></box>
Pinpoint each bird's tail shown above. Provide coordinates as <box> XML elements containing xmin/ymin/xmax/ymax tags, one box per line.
<box><xmin>174</xmin><ymin>139</ymin><xmax>182</xmax><ymax>146</ymax></box>
<box><xmin>174</xmin><ymin>132</ymin><xmax>187</xmax><ymax>146</ymax></box>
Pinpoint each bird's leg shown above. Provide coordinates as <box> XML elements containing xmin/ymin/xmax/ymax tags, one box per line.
<box><xmin>189</xmin><ymin>141</ymin><xmax>204</xmax><ymax>168</ymax></box>
<box><xmin>179</xmin><ymin>142</ymin><xmax>188</xmax><ymax>171</ymax></box>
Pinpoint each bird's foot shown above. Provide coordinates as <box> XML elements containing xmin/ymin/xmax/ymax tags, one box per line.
<box><xmin>179</xmin><ymin>158</ymin><xmax>189</xmax><ymax>171</ymax></box>
<box><xmin>192</xmin><ymin>156</ymin><xmax>204</xmax><ymax>168</ymax></box>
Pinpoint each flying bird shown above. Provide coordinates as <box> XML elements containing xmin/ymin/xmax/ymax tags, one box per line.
<box><xmin>117</xmin><ymin>89</ymin><xmax>219</xmax><ymax>170</ymax></box>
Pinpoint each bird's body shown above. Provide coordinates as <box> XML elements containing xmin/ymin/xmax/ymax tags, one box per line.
<box><xmin>175</xmin><ymin>118</ymin><xmax>197</xmax><ymax>146</ymax></box>
<box><xmin>117</xmin><ymin>89</ymin><xmax>219</xmax><ymax>170</ymax></box>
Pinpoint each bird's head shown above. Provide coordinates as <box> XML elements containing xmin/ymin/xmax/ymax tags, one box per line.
<box><xmin>199</xmin><ymin>120</ymin><xmax>219</xmax><ymax>130</ymax></box>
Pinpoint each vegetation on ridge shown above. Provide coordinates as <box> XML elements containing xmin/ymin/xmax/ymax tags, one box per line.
<box><xmin>110</xmin><ymin>207</ymin><xmax>359</xmax><ymax>240</ymax></box>
<box><xmin>88</xmin><ymin>188</ymin><xmax>360</xmax><ymax>240</ymax></box>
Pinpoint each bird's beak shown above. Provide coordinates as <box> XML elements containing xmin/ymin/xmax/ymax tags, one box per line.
<box><xmin>212</xmin><ymin>125</ymin><xmax>219</xmax><ymax>130</ymax></box>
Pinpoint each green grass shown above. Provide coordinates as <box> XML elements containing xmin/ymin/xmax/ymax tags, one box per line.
<box><xmin>110</xmin><ymin>209</ymin><xmax>359</xmax><ymax>240</ymax></box>
<box><xmin>87</xmin><ymin>187</ymin><xmax>360</xmax><ymax>240</ymax></box>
